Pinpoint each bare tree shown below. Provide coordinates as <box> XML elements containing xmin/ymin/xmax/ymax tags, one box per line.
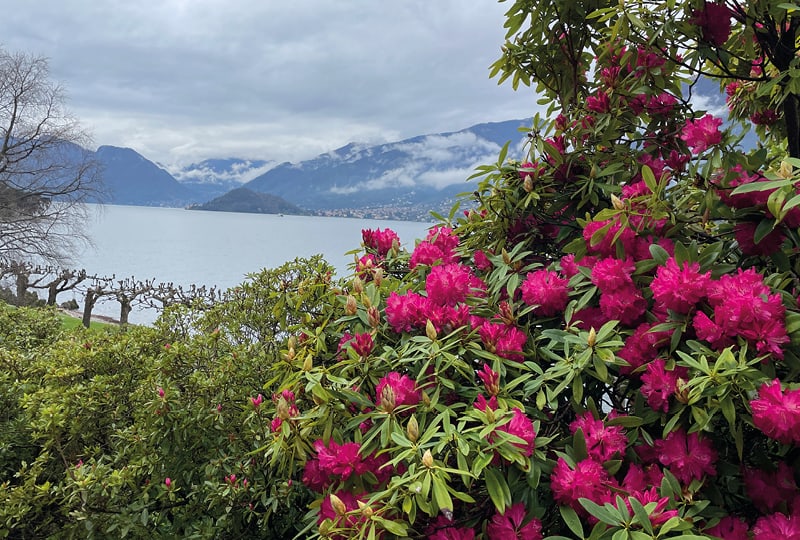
<box><xmin>0</xmin><ymin>48</ymin><xmax>102</xmax><ymax>265</ymax></box>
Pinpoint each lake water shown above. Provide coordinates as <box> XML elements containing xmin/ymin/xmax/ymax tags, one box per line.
<box><xmin>68</xmin><ymin>204</ymin><xmax>433</xmax><ymax>324</ymax></box>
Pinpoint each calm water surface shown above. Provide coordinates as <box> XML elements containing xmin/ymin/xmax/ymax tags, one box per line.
<box><xmin>71</xmin><ymin>204</ymin><xmax>432</xmax><ymax>323</ymax></box>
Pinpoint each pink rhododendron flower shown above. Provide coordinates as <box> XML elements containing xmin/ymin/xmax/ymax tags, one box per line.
<box><xmin>385</xmin><ymin>291</ymin><xmax>431</xmax><ymax>333</ymax></box>
<box><xmin>478</xmin><ymin>363</ymin><xmax>500</xmax><ymax>396</ymax></box>
<box><xmin>426</xmin><ymin>263</ymin><xmax>485</xmax><ymax>306</ymax></box>
<box><xmin>650</xmin><ymin>257</ymin><xmax>711</xmax><ymax>313</ymax></box>
<box><xmin>624</xmin><ymin>488</ymin><xmax>678</xmax><ymax>527</ymax></box>
<box><xmin>599</xmin><ymin>285</ymin><xmax>647</xmax><ymax>326</ymax></box>
<box><xmin>752</xmin><ymin>511</ymin><xmax>800</xmax><ymax>539</ymax></box>
<box><xmin>745</xmin><ymin>462</ymin><xmax>799</xmax><ymax>513</ymax></box>
<box><xmin>655</xmin><ymin>428</ymin><xmax>718</xmax><ymax>485</ymax></box>
<box><xmin>583</xmin><ymin>219</ymin><xmax>636</xmax><ymax>257</ymax></box>
<box><xmin>338</xmin><ymin>332</ymin><xmax>374</xmax><ymax>358</ymax></box>
<box><xmin>314</xmin><ymin>439</ymin><xmax>369</xmax><ymax>480</ymax></box>
<box><xmin>570</xmin><ymin>411</ymin><xmax>628</xmax><ymax>462</ymax></box>
<box><xmin>698</xmin><ymin>268</ymin><xmax>789</xmax><ymax>358</ymax></box>
<box><xmin>646</xmin><ymin>92</ymin><xmax>678</xmax><ymax>115</ymax></box>
<box><xmin>680</xmin><ymin>114</ymin><xmax>723</xmax><ymax>154</ymax></box>
<box><xmin>410</xmin><ymin>226</ymin><xmax>460</xmax><ymax>268</ymax></box>
<box><xmin>520</xmin><ymin>269</ymin><xmax>570</xmax><ymax>316</ymax></box>
<box><xmin>735</xmin><ymin>221</ymin><xmax>786</xmax><ymax>256</ymax></box>
<box><xmin>590</xmin><ymin>257</ymin><xmax>635</xmax><ymax>292</ymax></box>
<box><xmin>705</xmin><ymin>515</ymin><xmax>750</xmax><ymax>540</ymax></box>
<box><xmin>617</xmin><ymin>323</ymin><xmax>671</xmax><ymax>374</ymax></box>
<box><xmin>622</xmin><ymin>463</ymin><xmax>664</xmax><ymax>495</ymax></box>
<box><xmin>474</xmin><ymin>249</ymin><xmax>493</xmax><ymax>271</ymax></box>
<box><xmin>250</xmin><ymin>393</ymin><xmax>263</xmax><ymax>408</ymax></box>
<box><xmin>427</xmin><ymin>515</ymin><xmax>476</xmax><ymax>540</ymax></box>
<box><xmin>640</xmin><ymin>359</ymin><xmax>688</xmax><ymax>413</ymax></box>
<box><xmin>486</xmin><ymin>502</ymin><xmax>543</xmax><ymax>540</ymax></box>
<box><xmin>499</xmin><ymin>408</ymin><xmax>536</xmax><ymax>457</ymax></box>
<box><xmin>479</xmin><ymin>321</ymin><xmax>527</xmax><ymax>362</ymax></box>
<box><xmin>634</xmin><ymin>46</ymin><xmax>666</xmax><ymax>74</ymax></box>
<box><xmin>751</xmin><ymin>379</ymin><xmax>800</xmax><ymax>445</ymax></box>
<box><xmin>302</xmin><ymin>458</ymin><xmax>330</xmax><ymax>492</ymax></box>
<box><xmin>550</xmin><ymin>458</ymin><xmax>616</xmax><ymax>511</ymax></box>
<box><xmin>375</xmin><ymin>371</ymin><xmax>421</xmax><ymax>412</ymax></box>
<box><xmin>559</xmin><ymin>253</ymin><xmax>597</xmax><ymax>278</ymax></box>
<box><xmin>586</xmin><ymin>91</ymin><xmax>611</xmax><ymax>114</ymax></box>
<box><xmin>361</xmin><ymin>227</ymin><xmax>399</xmax><ymax>257</ymax></box>
<box><xmin>692</xmin><ymin>1</ymin><xmax>733</xmax><ymax>46</ymax></box>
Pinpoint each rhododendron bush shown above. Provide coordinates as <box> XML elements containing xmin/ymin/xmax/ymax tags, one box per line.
<box><xmin>5</xmin><ymin>1</ymin><xmax>800</xmax><ymax>538</ymax></box>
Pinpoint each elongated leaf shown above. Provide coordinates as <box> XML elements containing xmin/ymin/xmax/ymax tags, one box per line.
<box><xmin>559</xmin><ymin>505</ymin><xmax>584</xmax><ymax>538</ymax></box>
<box><xmin>578</xmin><ymin>498</ymin><xmax>621</xmax><ymax>526</ymax></box>
<box><xmin>484</xmin><ymin>467</ymin><xmax>511</xmax><ymax>513</ymax></box>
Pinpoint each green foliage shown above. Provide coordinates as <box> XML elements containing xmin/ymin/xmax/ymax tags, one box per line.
<box><xmin>6</xmin><ymin>2</ymin><xmax>800</xmax><ymax>538</ymax></box>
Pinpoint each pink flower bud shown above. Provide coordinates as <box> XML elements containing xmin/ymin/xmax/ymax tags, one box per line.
<box><xmin>165</xmin><ymin>477</ymin><xmax>172</xmax><ymax>488</ymax></box>
<box><xmin>157</xmin><ymin>387</ymin><xmax>165</xmax><ymax>398</ymax></box>
<box><xmin>251</xmin><ymin>394</ymin><xmax>263</xmax><ymax>408</ymax></box>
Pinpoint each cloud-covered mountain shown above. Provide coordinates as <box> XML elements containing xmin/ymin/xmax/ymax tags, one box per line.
<box><xmin>240</xmin><ymin>119</ymin><xmax>531</xmax><ymax>220</ymax></box>
<box><xmin>94</xmin><ymin>145</ymin><xmax>195</xmax><ymax>206</ymax></box>
<box><xmin>165</xmin><ymin>158</ymin><xmax>277</xmax><ymax>202</ymax></box>
<box><xmin>83</xmin><ymin>119</ymin><xmax>531</xmax><ymax>217</ymax></box>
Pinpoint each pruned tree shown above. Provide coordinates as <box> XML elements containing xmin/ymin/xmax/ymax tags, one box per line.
<box><xmin>0</xmin><ymin>48</ymin><xmax>102</xmax><ymax>265</ymax></box>
<box><xmin>112</xmin><ymin>277</ymin><xmax>155</xmax><ymax>325</ymax></box>
<box><xmin>80</xmin><ymin>275</ymin><xmax>114</xmax><ymax>328</ymax></box>
<box><xmin>31</xmin><ymin>266</ymin><xmax>88</xmax><ymax>306</ymax></box>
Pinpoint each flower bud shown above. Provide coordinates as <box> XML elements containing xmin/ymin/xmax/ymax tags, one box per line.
<box><xmin>345</xmin><ymin>295</ymin><xmax>358</xmax><ymax>315</ymax></box>
<box><xmin>302</xmin><ymin>354</ymin><xmax>313</xmax><ymax>372</ymax></box>
<box><xmin>523</xmin><ymin>174</ymin><xmax>534</xmax><ymax>192</ymax></box>
<box><xmin>421</xmin><ymin>390</ymin><xmax>431</xmax><ymax>407</ymax></box>
<box><xmin>373</xmin><ymin>267</ymin><xmax>384</xmax><ymax>286</ymax></box>
<box><xmin>425</xmin><ymin>319</ymin><xmax>437</xmax><ymax>341</ymax></box>
<box><xmin>367</xmin><ymin>306</ymin><xmax>381</xmax><ymax>328</ymax></box>
<box><xmin>780</xmin><ymin>160</ymin><xmax>793</xmax><ymax>179</ymax></box>
<box><xmin>502</xmin><ymin>249</ymin><xmax>511</xmax><ymax>265</ymax></box>
<box><xmin>319</xmin><ymin>520</ymin><xmax>331</xmax><ymax>536</ymax></box>
<box><xmin>276</xmin><ymin>396</ymin><xmax>290</xmax><ymax>420</ymax></box>
<box><xmin>610</xmin><ymin>194</ymin><xmax>624</xmax><ymax>210</ymax></box>
<box><xmin>353</xmin><ymin>276</ymin><xmax>364</xmax><ymax>294</ymax></box>
<box><xmin>329</xmin><ymin>493</ymin><xmax>347</xmax><ymax>516</ymax></box>
<box><xmin>357</xmin><ymin>500</ymin><xmax>374</xmax><ymax>518</ymax></box>
<box><xmin>422</xmin><ymin>449</ymin><xmax>434</xmax><ymax>468</ymax></box>
<box><xmin>587</xmin><ymin>327</ymin><xmax>597</xmax><ymax>348</ymax></box>
<box><xmin>407</xmin><ymin>415</ymin><xmax>419</xmax><ymax>443</ymax></box>
<box><xmin>380</xmin><ymin>384</ymin><xmax>397</xmax><ymax>413</ymax></box>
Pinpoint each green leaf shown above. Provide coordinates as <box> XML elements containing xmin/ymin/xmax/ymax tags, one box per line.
<box><xmin>578</xmin><ymin>498</ymin><xmax>621</xmax><ymax>526</ymax></box>
<box><xmin>628</xmin><ymin>497</ymin><xmax>653</xmax><ymax>535</ymax></box>
<box><xmin>730</xmin><ymin>178</ymin><xmax>790</xmax><ymax>194</ymax></box>
<box><xmin>431</xmin><ymin>475</ymin><xmax>453</xmax><ymax>515</ymax></box>
<box><xmin>484</xmin><ymin>467</ymin><xmax>511</xmax><ymax>513</ymax></box>
<box><xmin>753</xmin><ymin>218</ymin><xmax>777</xmax><ymax>244</ymax></box>
<box><xmin>372</xmin><ymin>516</ymin><xmax>408</xmax><ymax>537</ymax></box>
<box><xmin>560</xmin><ymin>505</ymin><xmax>585</xmax><ymax>538</ymax></box>
<box><xmin>648</xmin><ymin>243</ymin><xmax>669</xmax><ymax>265</ymax></box>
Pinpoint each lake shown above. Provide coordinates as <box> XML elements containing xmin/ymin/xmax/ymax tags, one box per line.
<box><xmin>69</xmin><ymin>204</ymin><xmax>433</xmax><ymax>324</ymax></box>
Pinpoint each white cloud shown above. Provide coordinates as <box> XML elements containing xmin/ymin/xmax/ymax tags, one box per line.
<box><xmin>0</xmin><ymin>1</ymin><xmax>538</xmax><ymax>166</ymax></box>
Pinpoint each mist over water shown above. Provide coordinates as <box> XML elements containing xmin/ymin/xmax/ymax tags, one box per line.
<box><xmin>70</xmin><ymin>204</ymin><xmax>432</xmax><ymax>324</ymax></box>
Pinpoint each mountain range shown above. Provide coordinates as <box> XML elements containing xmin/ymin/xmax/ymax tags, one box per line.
<box><xmin>86</xmin><ymin>119</ymin><xmax>532</xmax><ymax>220</ymax></box>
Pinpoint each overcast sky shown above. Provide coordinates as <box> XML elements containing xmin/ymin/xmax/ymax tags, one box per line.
<box><xmin>0</xmin><ymin>1</ymin><xmax>536</xmax><ymax>167</ymax></box>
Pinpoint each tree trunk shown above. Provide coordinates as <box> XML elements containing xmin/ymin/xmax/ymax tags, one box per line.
<box><xmin>47</xmin><ymin>283</ymin><xmax>58</xmax><ymax>305</ymax></box>
<box><xmin>785</xmin><ymin>93</ymin><xmax>800</xmax><ymax>159</ymax></box>
<box><xmin>82</xmin><ymin>289</ymin><xmax>96</xmax><ymax>328</ymax></box>
<box><xmin>14</xmin><ymin>272</ymin><xmax>29</xmax><ymax>306</ymax></box>
<box><xmin>119</xmin><ymin>299</ymin><xmax>131</xmax><ymax>326</ymax></box>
